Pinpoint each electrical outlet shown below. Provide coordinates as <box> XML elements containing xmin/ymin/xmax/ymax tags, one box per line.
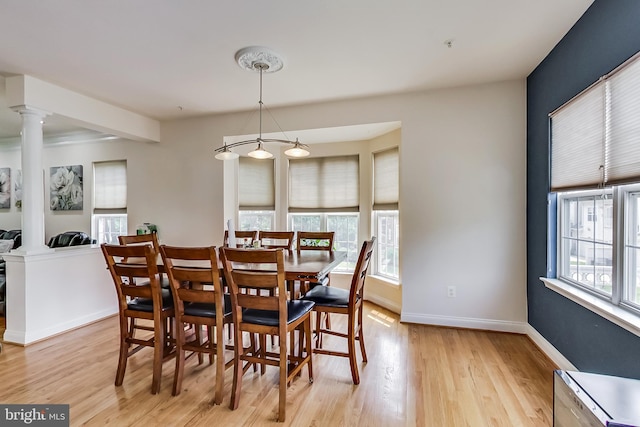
<box><xmin>447</xmin><ymin>286</ymin><xmax>456</xmax><ymax>298</ymax></box>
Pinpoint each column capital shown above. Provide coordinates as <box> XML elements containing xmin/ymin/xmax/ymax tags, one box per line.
<box><xmin>10</xmin><ymin>104</ymin><xmax>51</xmax><ymax>118</ymax></box>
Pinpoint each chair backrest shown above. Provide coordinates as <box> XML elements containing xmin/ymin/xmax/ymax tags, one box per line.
<box><xmin>220</xmin><ymin>247</ymin><xmax>287</xmax><ymax>327</ymax></box>
<box><xmin>159</xmin><ymin>245</ymin><xmax>225</xmax><ymax>317</ymax></box>
<box><xmin>258</xmin><ymin>231</ymin><xmax>295</xmax><ymax>250</ymax></box>
<box><xmin>101</xmin><ymin>243</ymin><xmax>163</xmax><ymax>310</ymax></box>
<box><xmin>348</xmin><ymin>238</ymin><xmax>376</xmax><ymax>305</ymax></box>
<box><xmin>223</xmin><ymin>230</ymin><xmax>258</xmax><ymax>247</ymax></box>
<box><xmin>118</xmin><ymin>233</ymin><xmax>161</xmax><ymax>263</ymax></box>
<box><xmin>296</xmin><ymin>231</ymin><xmax>334</xmax><ymax>252</ymax></box>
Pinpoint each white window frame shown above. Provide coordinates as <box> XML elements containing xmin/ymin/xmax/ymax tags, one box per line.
<box><xmin>92</xmin><ymin>160</ymin><xmax>127</xmax><ymax>244</ymax></box>
<box><xmin>92</xmin><ymin>213</ymin><xmax>128</xmax><ymax>245</ymax></box>
<box><xmin>289</xmin><ymin>212</ymin><xmax>359</xmax><ymax>273</ymax></box>
<box><xmin>545</xmin><ymin>183</ymin><xmax>640</xmax><ymax>338</ymax></box>
<box><xmin>373</xmin><ymin>210</ymin><xmax>399</xmax><ymax>282</ymax></box>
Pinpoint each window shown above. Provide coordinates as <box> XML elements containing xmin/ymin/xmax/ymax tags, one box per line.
<box><xmin>289</xmin><ymin>155</ymin><xmax>360</xmax><ymax>271</ymax></box>
<box><xmin>373</xmin><ymin>148</ymin><xmax>399</xmax><ymax>280</ymax></box>
<box><xmin>550</xmin><ymin>51</ymin><xmax>640</xmax><ymax>318</ymax></box>
<box><xmin>289</xmin><ymin>213</ymin><xmax>359</xmax><ymax>272</ymax></box>
<box><xmin>92</xmin><ymin>160</ymin><xmax>127</xmax><ymax>244</ymax></box>
<box><xmin>239</xmin><ymin>210</ymin><xmax>274</xmax><ymax>231</ymax></box>
<box><xmin>238</xmin><ymin>157</ymin><xmax>274</xmax><ymax>231</ymax></box>
<box><xmin>558</xmin><ymin>190</ymin><xmax>613</xmax><ymax>296</ymax></box>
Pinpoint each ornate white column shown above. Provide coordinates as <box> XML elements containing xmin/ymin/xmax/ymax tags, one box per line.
<box><xmin>12</xmin><ymin>105</ymin><xmax>52</xmax><ymax>254</ymax></box>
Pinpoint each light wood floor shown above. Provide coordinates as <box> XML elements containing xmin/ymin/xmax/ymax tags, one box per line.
<box><xmin>0</xmin><ymin>303</ymin><xmax>556</xmax><ymax>426</ymax></box>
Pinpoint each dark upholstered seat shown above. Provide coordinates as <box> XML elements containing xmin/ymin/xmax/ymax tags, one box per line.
<box><xmin>0</xmin><ymin>230</ymin><xmax>21</xmax><ymax>249</ymax></box>
<box><xmin>127</xmin><ymin>287</ymin><xmax>174</xmax><ymax>312</ymax></box>
<box><xmin>48</xmin><ymin>231</ymin><xmax>92</xmax><ymax>248</ymax></box>
<box><xmin>242</xmin><ymin>300</ymin><xmax>315</xmax><ymax>326</ymax></box>
<box><xmin>301</xmin><ymin>285</ymin><xmax>356</xmax><ymax>308</ymax></box>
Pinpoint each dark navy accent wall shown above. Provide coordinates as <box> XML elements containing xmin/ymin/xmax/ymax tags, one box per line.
<box><xmin>527</xmin><ymin>0</ymin><xmax>640</xmax><ymax>378</ymax></box>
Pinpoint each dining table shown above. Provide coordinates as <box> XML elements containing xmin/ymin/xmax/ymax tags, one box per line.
<box><xmin>222</xmin><ymin>248</ymin><xmax>347</xmax><ymax>298</ymax></box>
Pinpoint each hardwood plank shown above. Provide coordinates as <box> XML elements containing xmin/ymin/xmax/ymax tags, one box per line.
<box><xmin>0</xmin><ymin>303</ymin><xmax>556</xmax><ymax>426</ymax></box>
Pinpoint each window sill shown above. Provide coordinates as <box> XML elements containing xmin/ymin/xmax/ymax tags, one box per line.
<box><xmin>370</xmin><ymin>274</ymin><xmax>401</xmax><ymax>286</ymax></box>
<box><xmin>541</xmin><ymin>277</ymin><xmax>640</xmax><ymax>339</ymax></box>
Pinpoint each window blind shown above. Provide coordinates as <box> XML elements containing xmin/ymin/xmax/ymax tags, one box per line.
<box><xmin>289</xmin><ymin>155</ymin><xmax>359</xmax><ymax>213</ymax></box>
<box><xmin>239</xmin><ymin>157</ymin><xmax>275</xmax><ymax>210</ymax></box>
<box><xmin>550</xmin><ymin>51</ymin><xmax>640</xmax><ymax>191</ymax></box>
<box><xmin>373</xmin><ymin>147</ymin><xmax>399</xmax><ymax>210</ymax></box>
<box><xmin>93</xmin><ymin>160</ymin><xmax>127</xmax><ymax>214</ymax></box>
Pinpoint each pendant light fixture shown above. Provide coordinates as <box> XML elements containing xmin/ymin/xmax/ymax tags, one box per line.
<box><xmin>214</xmin><ymin>46</ymin><xmax>310</xmax><ymax>160</ymax></box>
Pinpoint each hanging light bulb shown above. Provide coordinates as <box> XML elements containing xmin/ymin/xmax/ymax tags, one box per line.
<box><xmin>214</xmin><ymin>144</ymin><xmax>240</xmax><ymax>160</ymax></box>
<box><xmin>248</xmin><ymin>143</ymin><xmax>273</xmax><ymax>159</ymax></box>
<box><xmin>284</xmin><ymin>138</ymin><xmax>310</xmax><ymax>158</ymax></box>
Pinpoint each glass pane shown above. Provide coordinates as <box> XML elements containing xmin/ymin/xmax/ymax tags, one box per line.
<box><xmin>627</xmin><ymin>246</ymin><xmax>640</xmax><ymax>304</ymax></box>
<box><xmin>239</xmin><ymin>211</ymin><xmax>274</xmax><ymax>231</ymax></box>
<box><xmin>93</xmin><ymin>214</ymin><xmax>128</xmax><ymax>245</ymax></box>
<box><xmin>559</xmin><ymin>191</ymin><xmax>613</xmax><ymax>297</ymax></box>
<box><xmin>290</xmin><ymin>215</ymin><xmax>321</xmax><ymax>232</ymax></box>
<box><xmin>328</xmin><ymin>214</ymin><xmax>359</xmax><ymax>272</ymax></box>
<box><xmin>375</xmin><ymin>211</ymin><xmax>399</xmax><ymax>280</ymax></box>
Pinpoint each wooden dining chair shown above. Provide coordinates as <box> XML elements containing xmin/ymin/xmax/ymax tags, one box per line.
<box><xmin>118</xmin><ymin>233</ymin><xmax>170</xmax><ymax>288</ymax></box>
<box><xmin>220</xmin><ymin>247</ymin><xmax>315</xmax><ymax>422</ymax></box>
<box><xmin>296</xmin><ymin>231</ymin><xmax>334</xmax><ymax>252</ymax></box>
<box><xmin>258</xmin><ymin>231</ymin><xmax>295</xmax><ymax>250</ymax></box>
<box><xmin>300</xmin><ymin>237</ymin><xmax>376</xmax><ymax>385</ymax></box>
<box><xmin>101</xmin><ymin>243</ymin><xmax>175</xmax><ymax>394</ymax></box>
<box><xmin>159</xmin><ymin>245</ymin><xmax>233</xmax><ymax>403</ymax></box>
<box><xmin>223</xmin><ymin>230</ymin><xmax>258</xmax><ymax>248</ymax></box>
<box><xmin>296</xmin><ymin>231</ymin><xmax>335</xmax><ymax>295</ymax></box>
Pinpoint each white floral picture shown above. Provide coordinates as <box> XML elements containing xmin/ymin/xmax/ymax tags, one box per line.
<box><xmin>50</xmin><ymin>165</ymin><xmax>83</xmax><ymax>211</ymax></box>
<box><xmin>14</xmin><ymin>169</ymin><xmax>22</xmax><ymax>208</ymax></box>
<box><xmin>0</xmin><ymin>167</ymin><xmax>10</xmax><ymax>209</ymax></box>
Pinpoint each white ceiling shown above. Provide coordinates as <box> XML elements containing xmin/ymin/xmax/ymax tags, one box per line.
<box><xmin>0</xmin><ymin>0</ymin><xmax>593</xmax><ymax>141</ymax></box>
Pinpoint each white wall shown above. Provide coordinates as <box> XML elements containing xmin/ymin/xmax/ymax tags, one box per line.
<box><xmin>2</xmin><ymin>79</ymin><xmax>527</xmax><ymax>331</ymax></box>
<box><xmin>159</xmin><ymin>79</ymin><xmax>527</xmax><ymax>329</ymax></box>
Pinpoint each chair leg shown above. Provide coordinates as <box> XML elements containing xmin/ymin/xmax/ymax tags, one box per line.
<box><xmin>314</xmin><ymin>311</ymin><xmax>323</xmax><ymax>349</ymax></box>
<box><xmin>304</xmin><ymin>317</ymin><xmax>313</xmax><ymax>383</ymax></box>
<box><xmin>357</xmin><ymin>305</ymin><xmax>368</xmax><ymax>363</ymax></box>
<box><xmin>213</xmin><ymin>322</ymin><xmax>225</xmax><ymax>405</ymax></box>
<box><xmin>173</xmin><ymin>348</ymin><xmax>185</xmax><ymax>396</ymax></box>
<box><xmin>115</xmin><ymin>318</ymin><xmax>130</xmax><ymax>386</ymax></box>
<box><xmin>151</xmin><ymin>319</ymin><xmax>164</xmax><ymax>394</ymax></box>
<box><xmin>259</xmin><ymin>334</ymin><xmax>267</xmax><ymax>375</ymax></box>
<box><xmin>347</xmin><ymin>312</ymin><xmax>360</xmax><ymax>385</ymax></box>
<box><xmin>229</xmin><ymin>328</ymin><xmax>244</xmax><ymax>411</ymax></box>
<box><xmin>278</xmin><ymin>330</ymin><xmax>287</xmax><ymax>422</ymax></box>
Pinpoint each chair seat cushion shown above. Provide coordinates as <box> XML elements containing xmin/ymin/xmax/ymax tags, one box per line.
<box><xmin>242</xmin><ymin>300</ymin><xmax>315</xmax><ymax>326</ymax></box>
<box><xmin>301</xmin><ymin>285</ymin><xmax>354</xmax><ymax>308</ymax></box>
<box><xmin>308</xmin><ymin>275</ymin><xmax>330</xmax><ymax>289</ymax></box>
<box><xmin>184</xmin><ymin>294</ymin><xmax>232</xmax><ymax>318</ymax></box>
<box><xmin>128</xmin><ymin>288</ymin><xmax>173</xmax><ymax>312</ymax></box>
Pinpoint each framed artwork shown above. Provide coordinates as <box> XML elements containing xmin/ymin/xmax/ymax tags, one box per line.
<box><xmin>50</xmin><ymin>165</ymin><xmax>83</xmax><ymax>211</ymax></box>
<box><xmin>14</xmin><ymin>169</ymin><xmax>22</xmax><ymax>208</ymax></box>
<box><xmin>0</xmin><ymin>167</ymin><xmax>10</xmax><ymax>209</ymax></box>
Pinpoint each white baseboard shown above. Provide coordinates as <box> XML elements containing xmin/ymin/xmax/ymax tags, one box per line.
<box><xmin>399</xmin><ymin>311</ymin><xmax>577</xmax><ymax>370</ymax></box>
<box><xmin>3</xmin><ymin>308</ymin><xmax>117</xmax><ymax>346</ymax></box>
<box><xmin>365</xmin><ymin>295</ymin><xmax>401</xmax><ymax>314</ymax></box>
<box><xmin>400</xmin><ymin>311</ymin><xmax>527</xmax><ymax>334</ymax></box>
<box><xmin>524</xmin><ymin>324</ymin><xmax>577</xmax><ymax>371</ymax></box>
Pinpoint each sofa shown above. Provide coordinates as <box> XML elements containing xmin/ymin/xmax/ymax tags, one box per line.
<box><xmin>47</xmin><ymin>231</ymin><xmax>93</xmax><ymax>248</ymax></box>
